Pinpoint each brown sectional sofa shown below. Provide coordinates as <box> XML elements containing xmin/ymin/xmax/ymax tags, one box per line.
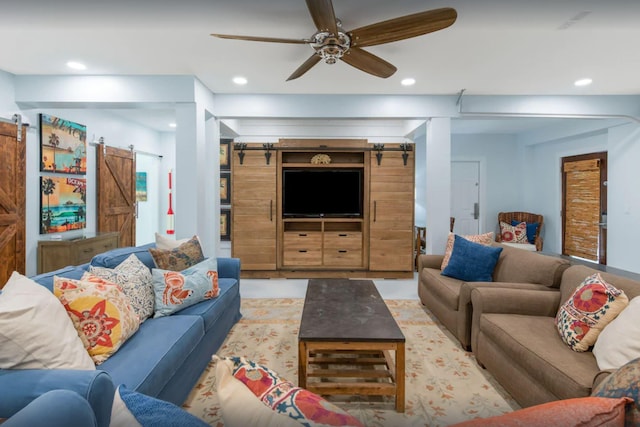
<box><xmin>417</xmin><ymin>243</ymin><xmax>570</xmax><ymax>350</ymax></box>
<box><xmin>470</xmin><ymin>264</ymin><xmax>640</xmax><ymax>408</ymax></box>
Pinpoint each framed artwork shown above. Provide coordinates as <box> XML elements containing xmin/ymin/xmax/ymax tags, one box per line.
<box><xmin>40</xmin><ymin>176</ymin><xmax>86</xmax><ymax>234</ymax></box>
<box><xmin>220</xmin><ymin>172</ymin><xmax>231</xmax><ymax>204</ymax></box>
<box><xmin>136</xmin><ymin>172</ymin><xmax>148</xmax><ymax>201</ymax></box>
<box><xmin>220</xmin><ymin>208</ymin><xmax>231</xmax><ymax>241</ymax></box>
<box><xmin>220</xmin><ymin>139</ymin><xmax>231</xmax><ymax>170</ymax></box>
<box><xmin>39</xmin><ymin>114</ymin><xmax>87</xmax><ymax>174</ymax></box>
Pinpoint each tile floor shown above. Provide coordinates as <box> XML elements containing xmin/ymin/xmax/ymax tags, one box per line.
<box><xmin>240</xmin><ymin>273</ymin><xmax>420</xmax><ymax>299</ymax></box>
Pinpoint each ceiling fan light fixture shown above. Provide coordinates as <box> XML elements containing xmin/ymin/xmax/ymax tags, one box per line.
<box><xmin>312</xmin><ymin>31</ymin><xmax>350</xmax><ymax>64</ymax></box>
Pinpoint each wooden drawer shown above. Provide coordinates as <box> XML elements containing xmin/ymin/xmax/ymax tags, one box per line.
<box><xmin>283</xmin><ymin>249</ymin><xmax>323</xmax><ymax>266</ymax></box>
<box><xmin>75</xmin><ymin>237</ymin><xmax>118</xmax><ymax>264</ymax></box>
<box><xmin>323</xmin><ymin>248</ymin><xmax>363</xmax><ymax>267</ymax></box>
<box><xmin>324</xmin><ymin>232</ymin><xmax>362</xmax><ymax>250</ymax></box>
<box><xmin>283</xmin><ymin>231</ymin><xmax>322</xmax><ymax>249</ymax></box>
<box><xmin>37</xmin><ymin>232</ymin><xmax>120</xmax><ymax>274</ymax></box>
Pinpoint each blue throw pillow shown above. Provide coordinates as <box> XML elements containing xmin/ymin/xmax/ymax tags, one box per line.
<box><xmin>441</xmin><ymin>235</ymin><xmax>503</xmax><ymax>282</ymax></box>
<box><xmin>511</xmin><ymin>220</ymin><xmax>539</xmax><ymax>245</ymax></box>
<box><xmin>119</xmin><ymin>386</ymin><xmax>208</xmax><ymax>427</ymax></box>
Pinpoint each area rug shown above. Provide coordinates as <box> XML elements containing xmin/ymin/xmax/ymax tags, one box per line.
<box><xmin>183</xmin><ymin>298</ymin><xmax>520</xmax><ymax>426</ymax></box>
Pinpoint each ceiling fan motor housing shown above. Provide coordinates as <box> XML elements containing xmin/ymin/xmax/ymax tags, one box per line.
<box><xmin>312</xmin><ymin>31</ymin><xmax>351</xmax><ymax>64</ymax></box>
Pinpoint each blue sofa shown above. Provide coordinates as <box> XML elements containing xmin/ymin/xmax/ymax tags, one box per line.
<box><xmin>0</xmin><ymin>243</ymin><xmax>242</xmax><ymax>427</ymax></box>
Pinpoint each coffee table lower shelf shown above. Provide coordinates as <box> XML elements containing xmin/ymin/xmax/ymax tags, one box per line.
<box><xmin>298</xmin><ymin>341</ymin><xmax>405</xmax><ymax>412</ymax></box>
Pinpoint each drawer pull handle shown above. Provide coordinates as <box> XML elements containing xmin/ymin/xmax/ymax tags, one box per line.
<box><xmin>299</xmin><ymin>250</ymin><xmax>307</xmax><ymax>253</ymax></box>
<box><xmin>338</xmin><ymin>250</ymin><xmax>348</xmax><ymax>253</ymax></box>
<box><xmin>299</xmin><ymin>233</ymin><xmax>307</xmax><ymax>237</ymax></box>
<box><xmin>82</xmin><ymin>248</ymin><xmax>94</xmax><ymax>253</ymax></box>
<box><xmin>338</xmin><ymin>234</ymin><xmax>348</xmax><ymax>237</ymax></box>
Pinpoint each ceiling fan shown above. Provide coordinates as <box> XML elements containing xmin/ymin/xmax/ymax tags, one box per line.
<box><xmin>211</xmin><ymin>0</ymin><xmax>457</xmax><ymax>81</ymax></box>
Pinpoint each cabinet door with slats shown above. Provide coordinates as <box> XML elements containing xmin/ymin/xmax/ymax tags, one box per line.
<box><xmin>369</xmin><ymin>148</ymin><xmax>415</xmax><ymax>272</ymax></box>
<box><xmin>232</xmin><ymin>147</ymin><xmax>277</xmax><ymax>270</ymax></box>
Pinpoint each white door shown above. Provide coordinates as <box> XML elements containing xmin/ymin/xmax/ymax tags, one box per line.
<box><xmin>451</xmin><ymin>161</ymin><xmax>480</xmax><ymax>235</ymax></box>
<box><xmin>135</xmin><ymin>153</ymin><xmax>162</xmax><ymax>245</ymax></box>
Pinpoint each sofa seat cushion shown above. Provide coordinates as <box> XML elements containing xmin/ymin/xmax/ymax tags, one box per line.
<box><xmin>176</xmin><ymin>278</ymin><xmax>239</xmax><ymax>332</ymax></box>
<box><xmin>91</xmin><ymin>244</ymin><xmax>156</xmax><ymax>271</ymax></box>
<box><xmin>481</xmin><ymin>313</ymin><xmax>599</xmax><ymax>400</ymax></box>
<box><xmin>98</xmin><ymin>314</ymin><xmax>204</xmax><ymax>396</ymax></box>
<box><xmin>420</xmin><ymin>268</ymin><xmax>462</xmax><ymax>310</ymax></box>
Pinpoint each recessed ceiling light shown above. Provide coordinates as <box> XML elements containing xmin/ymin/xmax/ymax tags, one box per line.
<box><xmin>574</xmin><ymin>78</ymin><xmax>593</xmax><ymax>87</ymax></box>
<box><xmin>169</xmin><ymin>123</ymin><xmax>177</xmax><ymax>128</ymax></box>
<box><xmin>401</xmin><ymin>78</ymin><xmax>416</xmax><ymax>86</ymax></box>
<box><xmin>232</xmin><ymin>76</ymin><xmax>248</xmax><ymax>85</ymax></box>
<box><xmin>66</xmin><ymin>61</ymin><xmax>87</xmax><ymax>70</ymax></box>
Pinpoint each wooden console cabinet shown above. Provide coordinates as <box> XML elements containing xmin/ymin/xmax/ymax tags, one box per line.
<box><xmin>231</xmin><ymin>139</ymin><xmax>414</xmax><ymax>278</ymax></box>
<box><xmin>37</xmin><ymin>231</ymin><xmax>120</xmax><ymax>274</ymax></box>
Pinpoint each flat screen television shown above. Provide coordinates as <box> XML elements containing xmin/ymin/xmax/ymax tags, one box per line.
<box><xmin>282</xmin><ymin>169</ymin><xmax>363</xmax><ymax>218</ymax></box>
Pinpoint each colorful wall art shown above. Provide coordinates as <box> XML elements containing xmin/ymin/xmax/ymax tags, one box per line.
<box><xmin>40</xmin><ymin>114</ymin><xmax>87</xmax><ymax>174</ymax></box>
<box><xmin>40</xmin><ymin>176</ymin><xmax>87</xmax><ymax>234</ymax></box>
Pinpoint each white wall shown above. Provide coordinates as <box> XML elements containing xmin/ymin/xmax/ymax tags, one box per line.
<box><xmin>21</xmin><ymin>109</ymin><xmax>171</xmax><ymax>276</ymax></box>
<box><xmin>451</xmin><ymin>134</ymin><xmax>521</xmax><ymax>234</ymax></box>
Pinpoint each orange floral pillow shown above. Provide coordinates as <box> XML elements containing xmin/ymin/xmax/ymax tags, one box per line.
<box><xmin>500</xmin><ymin>221</ymin><xmax>528</xmax><ymax>244</ymax></box>
<box><xmin>53</xmin><ymin>274</ymin><xmax>140</xmax><ymax>365</ymax></box>
<box><xmin>441</xmin><ymin>232</ymin><xmax>494</xmax><ymax>270</ymax></box>
<box><xmin>449</xmin><ymin>396</ymin><xmax>631</xmax><ymax>427</ymax></box>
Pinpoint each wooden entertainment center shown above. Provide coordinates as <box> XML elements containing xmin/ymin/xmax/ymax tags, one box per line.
<box><xmin>231</xmin><ymin>139</ymin><xmax>415</xmax><ymax>278</ymax></box>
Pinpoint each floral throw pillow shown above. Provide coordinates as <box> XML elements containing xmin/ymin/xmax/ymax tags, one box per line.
<box><xmin>500</xmin><ymin>221</ymin><xmax>528</xmax><ymax>244</ymax></box>
<box><xmin>441</xmin><ymin>232</ymin><xmax>494</xmax><ymax>270</ymax></box>
<box><xmin>151</xmin><ymin>257</ymin><xmax>220</xmax><ymax>318</ymax></box>
<box><xmin>148</xmin><ymin>236</ymin><xmax>204</xmax><ymax>271</ymax></box>
<box><xmin>214</xmin><ymin>355</ymin><xmax>364</xmax><ymax>427</ymax></box>
<box><xmin>555</xmin><ymin>273</ymin><xmax>629</xmax><ymax>352</ymax></box>
<box><xmin>89</xmin><ymin>254</ymin><xmax>155</xmax><ymax>322</ymax></box>
<box><xmin>53</xmin><ymin>274</ymin><xmax>140</xmax><ymax>365</ymax></box>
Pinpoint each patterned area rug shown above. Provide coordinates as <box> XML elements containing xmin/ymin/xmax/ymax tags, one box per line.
<box><xmin>183</xmin><ymin>298</ymin><xmax>519</xmax><ymax>426</ymax></box>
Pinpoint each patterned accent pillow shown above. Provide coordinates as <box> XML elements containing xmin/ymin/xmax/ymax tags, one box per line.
<box><xmin>449</xmin><ymin>396</ymin><xmax>631</xmax><ymax>427</ymax></box>
<box><xmin>592</xmin><ymin>357</ymin><xmax>640</xmax><ymax>426</ymax></box>
<box><xmin>148</xmin><ymin>236</ymin><xmax>204</xmax><ymax>271</ymax></box>
<box><xmin>0</xmin><ymin>272</ymin><xmax>95</xmax><ymax>370</ymax></box>
<box><xmin>555</xmin><ymin>273</ymin><xmax>629</xmax><ymax>352</ymax></box>
<box><xmin>89</xmin><ymin>254</ymin><xmax>155</xmax><ymax>322</ymax></box>
<box><xmin>441</xmin><ymin>232</ymin><xmax>494</xmax><ymax>270</ymax></box>
<box><xmin>500</xmin><ymin>221</ymin><xmax>528</xmax><ymax>244</ymax></box>
<box><xmin>53</xmin><ymin>274</ymin><xmax>140</xmax><ymax>365</ymax></box>
<box><xmin>151</xmin><ymin>257</ymin><xmax>219</xmax><ymax>318</ymax></box>
<box><xmin>214</xmin><ymin>355</ymin><xmax>364</xmax><ymax>427</ymax></box>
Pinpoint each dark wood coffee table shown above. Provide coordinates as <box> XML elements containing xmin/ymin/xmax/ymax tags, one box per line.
<box><xmin>298</xmin><ymin>279</ymin><xmax>406</xmax><ymax>412</ymax></box>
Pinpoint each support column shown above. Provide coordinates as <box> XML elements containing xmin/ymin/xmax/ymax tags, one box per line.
<box><xmin>174</xmin><ymin>103</ymin><xmax>200</xmax><ymax>242</ymax></box>
<box><xmin>425</xmin><ymin>118</ymin><xmax>451</xmax><ymax>254</ymax></box>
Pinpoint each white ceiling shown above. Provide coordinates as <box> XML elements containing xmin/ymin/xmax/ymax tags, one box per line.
<box><xmin>2</xmin><ymin>0</ymin><xmax>639</xmax><ymax>134</ymax></box>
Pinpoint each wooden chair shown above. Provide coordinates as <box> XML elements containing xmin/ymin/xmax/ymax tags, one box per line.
<box><xmin>496</xmin><ymin>211</ymin><xmax>544</xmax><ymax>251</ymax></box>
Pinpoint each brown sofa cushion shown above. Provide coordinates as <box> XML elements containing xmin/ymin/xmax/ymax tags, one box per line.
<box><xmin>491</xmin><ymin>243</ymin><xmax>569</xmax><ymax>287</ymax></box>
<box><xmin>480</xmin><ymin>313</ymin><xmax>599</xmax><ymax>400</ymax></box>
<box><xmin>419</xmin><ymin>268</ymin><xmax>462</xmax><ymax>310</ymax></box>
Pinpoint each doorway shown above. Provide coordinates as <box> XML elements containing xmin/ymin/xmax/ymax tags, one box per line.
<box><xmin>135</xmin><ymin>153</ymin><xmax>162</xmax><ymax>245</ymax></box>
<box><xmin>451</xmin><ymin>161</ymin><xmax>480</xmax><ymax>235</ymax></box>
<box><xmin>562</xmin><ymin>152</ymin><xmax>607</xmax><ymax>264</ymax></box>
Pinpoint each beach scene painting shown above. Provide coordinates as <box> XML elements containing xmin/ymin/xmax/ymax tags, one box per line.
<box><xmin>40</xmin><ymin>114</ymin><xmax>87</xmax><ymax>174</ymax></box>
<box><xmin>40</xmin><ymin>176</ymin><xmax>87</xmax><ymax>234</ymax></box>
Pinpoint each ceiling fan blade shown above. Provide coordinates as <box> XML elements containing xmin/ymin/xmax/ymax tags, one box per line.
<box><xmin>349</xmin><ymin>7</ymin><xmax>457</xmax><ymax>47</ymax></box>
<box><xmin>305</xmin><ymin>0</ymin><xmax>339</xmax><ymax>35</ymax></box>
<box><xmin>341</xmin><ymin>47</ymin><xmax>397</xmax><ymax>78</ymax></box>
<box><xmin>211</xmin><ymin>33</ymin><xmax>310</xmax><ymax>44</ymax></box>
<box><xmin>287</xmin><ymin>54</ymin><xmax>322</xmax><ymax>81</ymax></box>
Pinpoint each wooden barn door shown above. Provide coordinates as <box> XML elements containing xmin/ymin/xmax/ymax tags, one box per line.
<box><xmin>0</xmin><ymin>119</ymin><xmax>26</xmax><ymax>287</ymax></box>
<box><xmin>562</xmin><ymin>152</ymin><xmax>607</xmax><ymax>264</ymax></box>
<box><xmin>97</xmin><ymin>144</ymin><xmax>136</xmax><ymax>247</ymax></box>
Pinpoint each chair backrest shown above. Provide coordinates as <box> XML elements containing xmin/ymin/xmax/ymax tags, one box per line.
<box><xmin>497</xmin><ymin>211</ymin><xmax>544</xmax><ymax>241</ymax></box>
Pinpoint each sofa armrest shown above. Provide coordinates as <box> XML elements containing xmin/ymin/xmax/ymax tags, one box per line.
<box><xmin>418</xmin><ymin>254</ymin><xmax>444</xmax><ymax>271</ymax></box>
<box><xmin>470</xmin><ymin>287</ymin><xmax>561</xmax><ymax>352</ymax></box>
<box><xmin>4</xmin><ymin>390</ymin><xmax>98</xmax><ymax>427</ymax></box>
<box><xmin>217</xmin><ymin>257</ymin><xmax>241</xmax><ymax>282</ymax></box>
<box><xmin>457</xmin><ymin>281</ymin><xmax>555</xmax><ymax>350</ymax></box>
<box><xmin>0</xmin><ymin>369</ymin><xmax>114</xmax><ymax>427</ymax></box>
